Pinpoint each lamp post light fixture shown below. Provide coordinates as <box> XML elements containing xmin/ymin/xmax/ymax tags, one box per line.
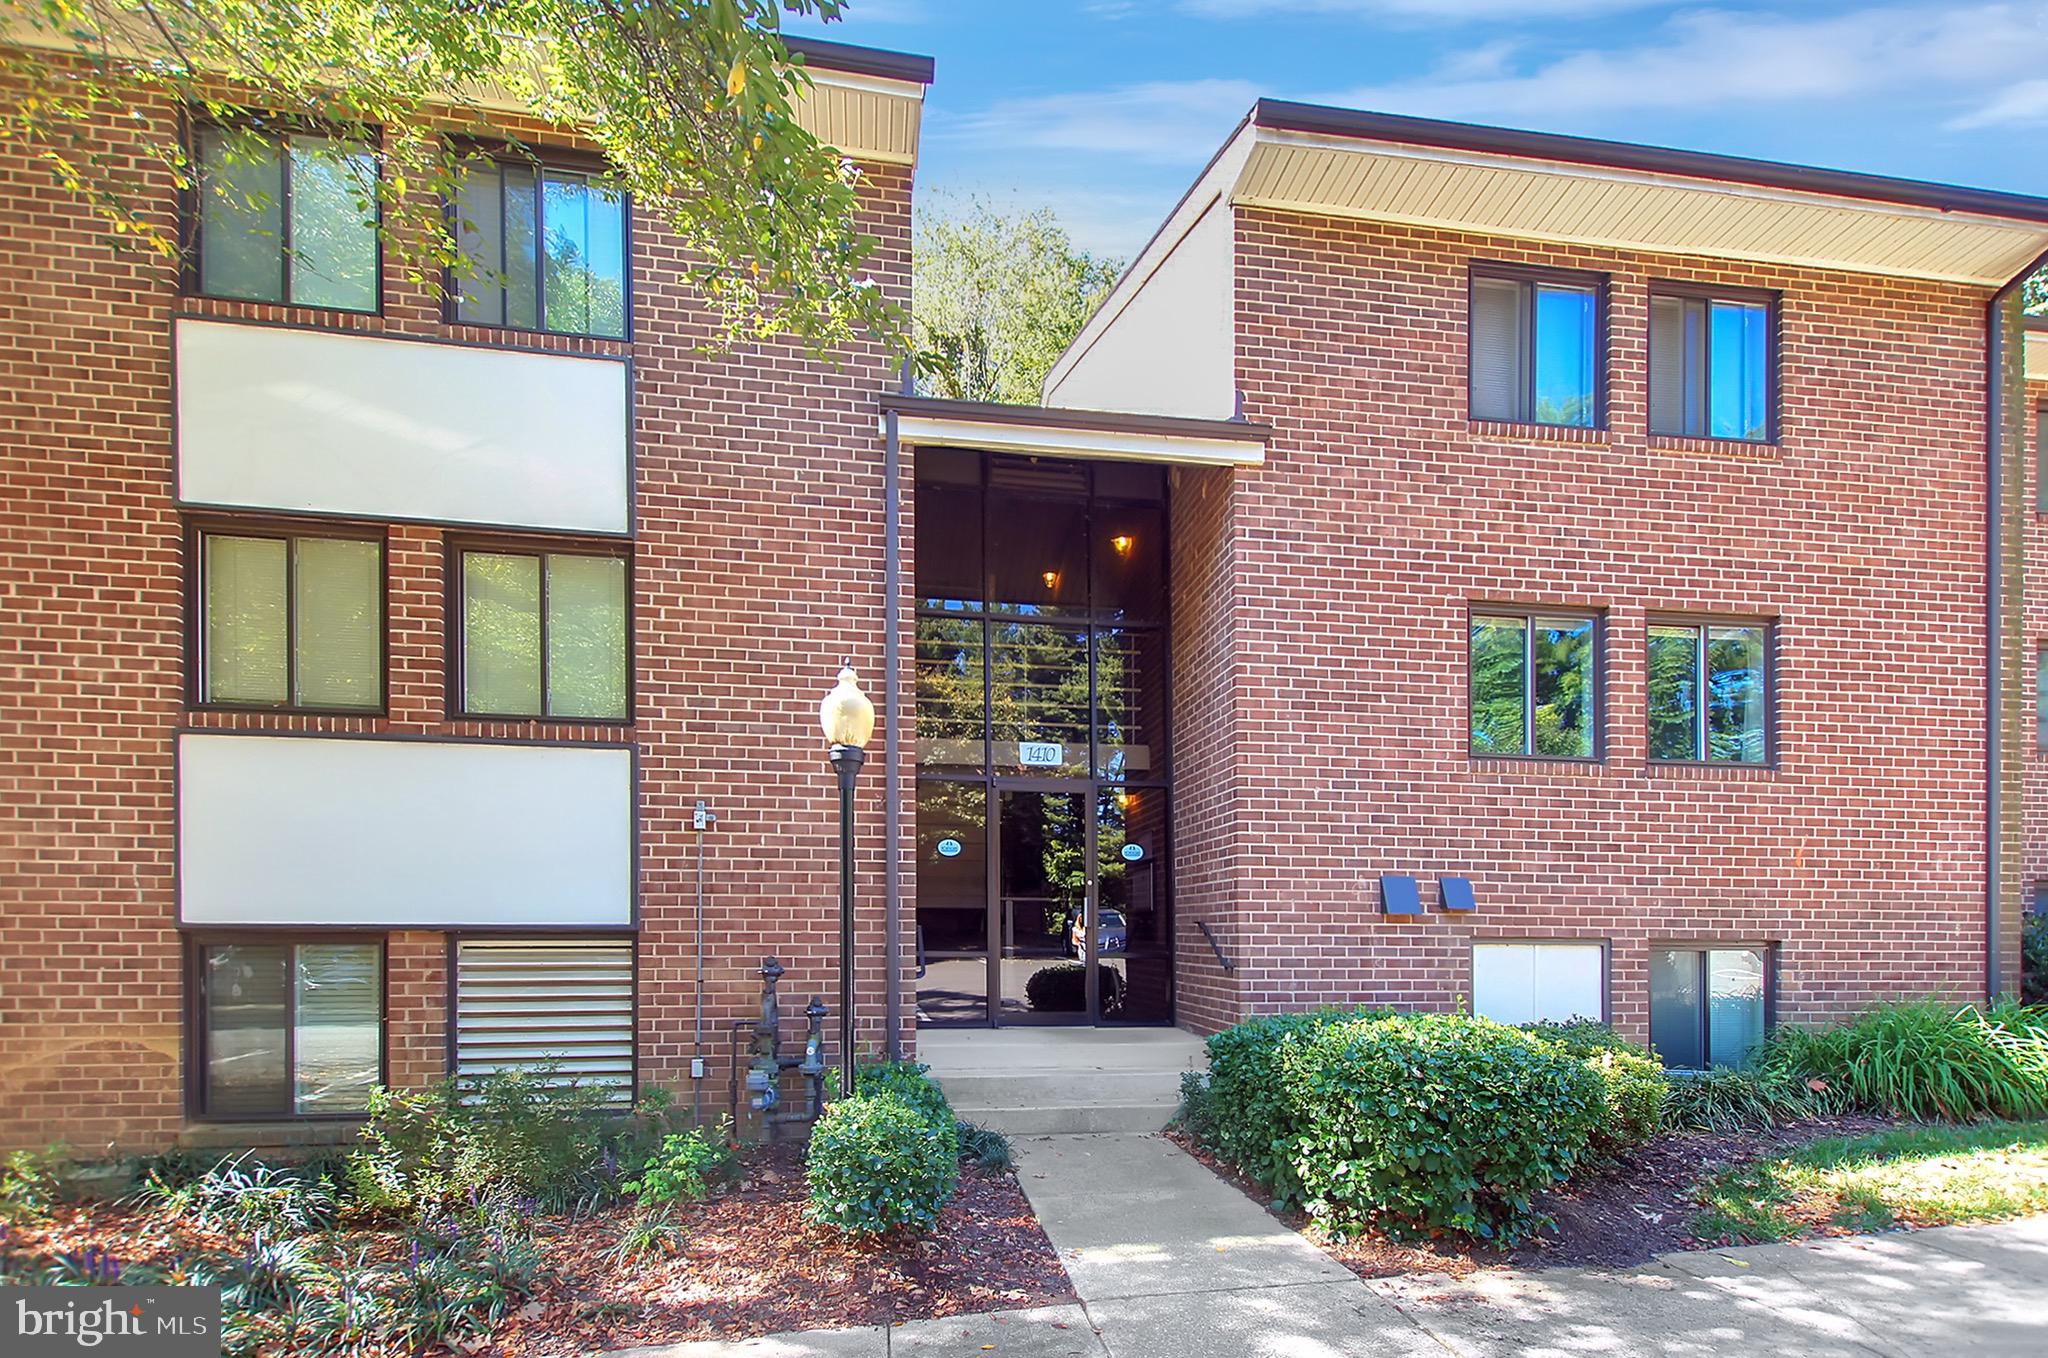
<box><xmin>819</xmin><ymin>664</ymin><xmax>875</xmax><ymax>1101</ymax></box>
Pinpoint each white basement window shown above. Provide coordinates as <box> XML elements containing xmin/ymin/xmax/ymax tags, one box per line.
<box><xmin>454</xmin><ymin>938</ymin><xmax>636</xmax><ymax>1107</ymax></box>
<box><xmin>1471</xmin><ymin>942</ymin><xmax>1604</xmax><ymax>1026</ymax></box>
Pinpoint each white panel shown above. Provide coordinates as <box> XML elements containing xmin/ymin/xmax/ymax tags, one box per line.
<box><xmin>455</xmin><ymin>939</ymin><xmax>635</xmax><ymax>1105</ymax></box>
<box><xmin>175</xmin><ymin>319</ymin><xmax>630</xmax><ymax>534</ymax></box>
<box><xmin>2027</xmin><ymin>331</ymin><xmax>2048</xmax><ymax>382</ymax></box>
<box><xmin>178</xmin><ymin>733</ymin><xmax>633</xmax><ymax>927</ymax></box>
<box><xmin>1046</xmin><ymin>195</ymin><xmax>1236</xmax><ymax>420</ymax></box>
<box><xmin>1473</xmin><ymin>943</ymin><xmax>1604</xmax><ymax>1026</ymax></box>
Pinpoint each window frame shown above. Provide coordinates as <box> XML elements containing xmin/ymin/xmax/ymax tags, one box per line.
<box><xmin>1648</xmin><ymin>942</ymin><xmax>1776</xmax><ymax>1072</ymax></box>
<box><xmin>1466</xmin><ymin>261</ymin><xmax>1610</xmax><ymax>431</ymax></box>
<box><xmin>441</xmin><ymin>143</ymin><xmax>634</xmax><ymax>342</ymax></box>
<box><xmin>2035</xmin><ymin>403</ymin><xmax>2047</xmax><ymax>514</ymax></box>
<box><xmin>1465</xmin><ymin>603</ymin><xmax>1606</xmax><ymax>763</ymax></box>
<box><xmin>180</xmin><ymin>112</ymin><xmax>385</xmax><ymax>315</ymax></box>
<box><xmin>1469</xmin><ymin>938</ymin><xmax>1612</xmax><ymax>1025</ymax></box>
<box><xmin>184</xmin><ymin>516</ymin><xmax>390</xmax><ymax>717</ymax></box>
<box><xmin>1644</xmin><ymin>614</ymin><xmax>1776</xmax><ymax>767</ymax></box>
<box><xmin>184</xmin><ymin>932</ymin><xmax>390</xmax><ymax>1123</ymax></box>
<box><xmin>446</xmin><ymin>534</ymin><xmax>635</xmax><ymax>725</ymax></box>
<box><xmin>1646</xmin><ymin>281</ymin><xmax>1781</xmax><ymax>445</ymax></box>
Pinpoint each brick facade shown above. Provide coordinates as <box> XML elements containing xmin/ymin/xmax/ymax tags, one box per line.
<box><xmin>0</xmin><ymin>69</ymin><xmax>915</xmax><ymax>1151</ymax></box>
<box><xmin>1166</xmin><ymin>208</ymin><xmax>2013</xmax><ymax>1040</ymax></box>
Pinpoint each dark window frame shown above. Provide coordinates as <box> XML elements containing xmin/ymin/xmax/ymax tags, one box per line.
<box><xmin>184</xmin><ymin>932</ymin><xmax>390</xmax><ymax>1123</ymax></box>
<box><xmin>1465</xmin><ymin>603</ymin><xmax>1606</xmax><ymax>763</ymax></box>
<box><xmin>441</xmin><ymin>142</ymin><xmax>634</xmax><ymax>342</ymax></box>
<box><xmin>1649</xmin><ymin>942</ymin><xmax>1776</xmax><ymax>1072</ymax></box>
<box><xmin>1647</xmin><ymin>280</ymin><xmax>1782</xmax><ymax>445</ymax></box>
<box><xmin>2038</xmin><ymin>642</ymin><xmax>2048</xmax><ymax>750</ymax></box>
<box><xmin>1645</xmin><ymin>613</ymin><xmax>1777</xmax><ymax>767</ymax></box>
<box><xmin>184</xmin><ymin>515</ymin><xmax>390</xmax><ymax>717</ymax></box>
<box><xmin>1466</xmin><ymin>261</ymin><xmax>1611</xmax><ymax>431</ymax></box>
<box><xmin>446</xmin><ymin>533</ymin><xmax>636</xmax><ymax>725</ymax></box>
<box><xmin>179</xmin><ymin>111</ymin><xmax>386</xmax><ymax>315</ymax></box>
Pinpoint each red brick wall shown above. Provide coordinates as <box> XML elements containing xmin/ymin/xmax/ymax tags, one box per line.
<box><xmin>1205</xmin><ymin>207</ymin><xmax>2001</xmax><ymax>1041</ymax></box>
<box><xmin>0</xmin><ymin>71</ymin><xmax>914</xmax><ymax>1150</ymax></box>
<box><xmin>2021</xmin><ymin>373</ymin><xmax>2046</xmax><ymax>986</ymax></box>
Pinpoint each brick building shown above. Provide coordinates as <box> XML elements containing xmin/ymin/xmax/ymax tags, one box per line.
<box><xmin>4</xmin><ymin>37</ymin><xmax>2047</xmax><ymax>1153</ymax></box>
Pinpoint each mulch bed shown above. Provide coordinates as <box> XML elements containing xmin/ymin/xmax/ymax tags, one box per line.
<box><xmin>5</xmin><ymin>1140</ymin><xmax>1074</xmax><ymax>1356</ymax></box>
<box><xmin>1165</xmin><ymin>1116</ymin><xmax>1896</xmax><ymax>1279</ymax></box>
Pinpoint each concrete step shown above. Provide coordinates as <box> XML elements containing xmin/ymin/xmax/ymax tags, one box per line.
<box><xmin>934</xmin><ymin>1068</ymin><xmax>1191</xmax><ymax>1108</ymax></box>
<box><xmin>952</xmin><ymin>1103</ymin><xmax>1181</xmax><ymax>1135</ymax></box>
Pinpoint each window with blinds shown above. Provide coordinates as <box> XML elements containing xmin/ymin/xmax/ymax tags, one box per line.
<box><xmin>456</xmin><ymin>544</ymin><xmax>629</xmax><ymax>720</ymax></box>
<box><xmin>1649</xmin><ymin>288</ymin><xmax>1775</xmax><ymax>441</ymax></box>
<box><xmin>197</xmin><ymin>527</ymin><xmax>382</xmax><ymax>711</ymax></box>
<box><xmin>453</xmin><ymin>939</ymin><xmax>635</xmax><ymax>1105</ymax></box>
<box><xmin>452</xmin><ymin>156</ymin><xmax>628</xmax><ymax>339</ymax></box>
<box><xmin>1469</xmin><ymin>268</ymin><xmax>1602</xmax><ymax>427</ymax></box>
<box><xmin>195</xmin><ymin>126</ymin><xmax>379</xmax><ymax>312</ymax></box>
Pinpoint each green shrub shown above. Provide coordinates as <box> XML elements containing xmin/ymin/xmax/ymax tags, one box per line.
<box><xmin>132</xmin><ymin>1155</ymin><xmax>338</xmax><ymax>1235</ymax></box>
<box><xmin>0</xmin><ymin>1147</ymin><xmax>70</xmax><ymax>1225</ymax></box>
<box><xmin>1277</xmin><ymin>1012</ymin><xmax>1606</xmax><ymax>1244</ymax></box>
<box><xmin>856</xmin><ymin>1060</ymin><xmax>961</xmax><ymax>1160</ymax></box>
<box><xmin>348</xmin><ymin>1069</ymin><xmax>622</xmax><ymax>1218</ymax></box>
<box><xmin>1196</xmin><ymin>1007</ymin><xmax>1390</xmax><ymax>1198</ymax></box>
<box><xmin>956</xmin><ymin>1121</ymin><xmax>1014</xmax><ymax>1171</ymax></box>
<box><xmin>1661</xmin><ymin>1067</ymin><xmax>1833</xmax><ymax>1133</ymax></box>
<box><xmin>622</xmin><ymin>1121</ymin><xmax>735</xmax><ymax>1205</ymax></box>
<box><xmin>1761</xmin><ymin>1000</ymin><xmax>2048</xmax><ymax>1121</ymax></box>
<box><xmin>1520</xmin><ymin>1021</ymin><xmax>1668</xmax><ymax>1153</ymax></box>
<box><xmin>805</xmin><ymin>1095</ymin><xmax>959</xmax><ymax>1236</ymax></box>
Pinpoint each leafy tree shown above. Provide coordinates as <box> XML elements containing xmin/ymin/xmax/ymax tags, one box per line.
<box><xmin>0</xmin><ymin>0</ymin><xmax>901</xmax><ymax>353</ymax></box>
<box><xmin>914</xmin><ymin>197</ymin><xmax>1120</xmax><ymax>404</ymax></box>
<box><xmin>2026</xmin><ymin>268</ymin><xmax>2046</xmax><ymax>316</ymax></box>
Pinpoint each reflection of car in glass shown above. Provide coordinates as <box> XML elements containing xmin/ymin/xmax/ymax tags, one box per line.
<box><xmin>1067</xmin><ymin>907</ymin><xmax>1127</xmax><ymax>957</ymax></box>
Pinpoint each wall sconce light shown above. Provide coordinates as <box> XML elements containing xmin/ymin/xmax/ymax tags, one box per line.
<box><xmin>1041</xmin><ymin>570</ymin><xmax>1059</xmax><ymax>591</ymax></box>
<box><xmin>1111</xmin><ymin>534</ymin><xmax>1135</xmax><ymax>557</ymax></box>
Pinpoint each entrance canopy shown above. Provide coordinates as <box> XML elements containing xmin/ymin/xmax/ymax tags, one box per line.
<box><xmin>882</xmin><ymin>393</ymin><xmax>1270</xmax><ymax>467</ymax></box>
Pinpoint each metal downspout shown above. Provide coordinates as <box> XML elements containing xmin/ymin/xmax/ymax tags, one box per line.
<box><xmin>883</xmin><ymin>399</ymin><xmax>904</xmax><ymax>1059</ymax></box>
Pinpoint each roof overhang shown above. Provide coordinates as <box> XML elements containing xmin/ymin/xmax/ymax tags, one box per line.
<box><xmin>1054</xmin><ymin>104</ymin><xmax>2048</xmax><ymax>392</ymax></box>
<box><xmin>2027</xmin><ymin>317</ymin><xmax>2048</xmax><ymax>383</ymax></box>
<box><xmin>882</xmin><ymin>394</ymin><xmax>1269</xmax><ymax>468</ymax></box>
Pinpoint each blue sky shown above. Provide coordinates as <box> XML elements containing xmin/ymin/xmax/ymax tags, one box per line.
<box><xmin>785</xmin><ymin>1</ymin><xmax>2048</xmax><ymax>261</ymax></box>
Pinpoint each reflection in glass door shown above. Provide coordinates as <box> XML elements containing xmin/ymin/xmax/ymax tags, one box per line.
<box><xmin>998</xmin><ymin>790</ymin><xmax>1091</xmax><ymax>1023</ymax></box>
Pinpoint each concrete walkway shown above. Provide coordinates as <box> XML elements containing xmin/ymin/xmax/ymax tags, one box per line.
<box><xmin>605</xmin><ymin>1133</ymin><xmax>2048</xmax><ymax>1358</ymax></box>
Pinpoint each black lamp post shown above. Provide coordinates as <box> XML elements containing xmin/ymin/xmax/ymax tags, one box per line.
<box><xmin>819</xmin><ymin>664</ymin><xmax>874</xmax><ymax>1101</ymax></box>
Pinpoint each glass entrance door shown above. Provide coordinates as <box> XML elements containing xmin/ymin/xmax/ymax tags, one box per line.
<box><xmin>997</xmin><ymin>789</ymin><xmax>1093</xmax><ymax>1023</ymax></box>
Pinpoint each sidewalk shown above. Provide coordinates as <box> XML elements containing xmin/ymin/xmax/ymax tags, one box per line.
<box><xmin>604</xmin><ymin>1133</ymin><xmax>2048</xmax><ymax>1358</ymax></box>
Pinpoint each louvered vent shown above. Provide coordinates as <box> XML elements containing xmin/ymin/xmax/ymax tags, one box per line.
<box><xmin>454</xmin><ymin>939</ymin><xmax>634</xmax><ymax>1106</ymax></box>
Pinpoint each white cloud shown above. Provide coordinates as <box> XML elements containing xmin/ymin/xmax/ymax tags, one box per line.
<box><xmin>943</xmin><ymin>78</ymin><xmax>1260</xmax><ymax>163</ymax></box>
<box><xmin>1950</xmin><ymin>77</ymin><xmax>2048</xmax><ymax>129</ymax></box>
<box><xmin>1318</xmin><ymin>3</ymin><xmax>2048</xmax><ymax>122</ymax></box>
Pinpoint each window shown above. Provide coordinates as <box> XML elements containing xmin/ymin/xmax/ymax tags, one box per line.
<box><xmin>455</xmin><ymin>545</ymin><xmax>629</xmax><ymax>720</ymax></box>
<box><xmin>1649</xmin><ymin>287</ymin><xmax>1775</xmax><ymax>441</ymax></box>
<box><xmin>451</xmin><ymin>156</ymin><xmax>628</xmax><ymax>339</ymax></box>
<box><xmin>1472</xmin><ymin>943</ymin><xmax>1604</xmax><ymax>1026</ymax></box>
<box><xmin>193</xmin><ymin>124</ymin><xmax>378</xmax><ymax>311</ymax></box>
<box><xmin>1469</xmin><ymin>610</ymin><xmax>1599</xmax><ymax>758</ymax></box>
<box><xmin>1647</xmin><ymin>620</ymin><xmax>1769</xmax><ymax>764</ymax></box>
<box><xmin>1469</xmin><ymin>267</ymin><xmax>1602</xmax><ymax>427</ymax></box>
<box><xmin>194</xmin><ymin>939</ymin><xmax>382</xmax><ymax>1118</ymax></box>
<box><xmin>193</xmin><ymin>526</ymin><xmax>382</xmax><ymax>712</ymax></box>
<box><xmin>453</xmin><ymin>938</ymin><xmax>634</xmax><ymax>1106</ymax></box>
<box><xmin>2038</xmin><ymin>645</ymin><xmax>2048</xmax><ymax>748</ymax></box>
<box><xmin>1650</xmin><ymin>946</ymin><xmax>1768</xmax><ymax>1070</ymax></box>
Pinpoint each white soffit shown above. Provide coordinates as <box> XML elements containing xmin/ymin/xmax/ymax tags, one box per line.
<box><xmin>889</xmin><ymin>412</ymin><xmax>1266</xmax><ymax>468</ymax></box>
<box><xmin>1236</xmin><ymin>128</ymin><xmax>2048</xmax><ymax>287</ymax></box>
<box><xmin>177</xmin><ymin>733</ymin><xmax>634</xmax><ymax>928</ymax></box>
<box><xmin>791</xmin><ymin>68</ymin><xmax>925</xmax><ymax>167</ymax></box>
<box><xmin>175</xmin><ymin>318</ymin><xmax>631</xmax><ymax>535</ymax></box>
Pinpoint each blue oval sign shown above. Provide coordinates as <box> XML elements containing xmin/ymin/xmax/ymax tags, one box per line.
<box><xmin>937</xmin><ymin>838</ymin><xmax>963</xmax><ymax>858</ymax></box>
<box><xmin>1121</xmin><ymin>843</ymin><xmax>1144</xmax><ymax>862</ymax></box>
